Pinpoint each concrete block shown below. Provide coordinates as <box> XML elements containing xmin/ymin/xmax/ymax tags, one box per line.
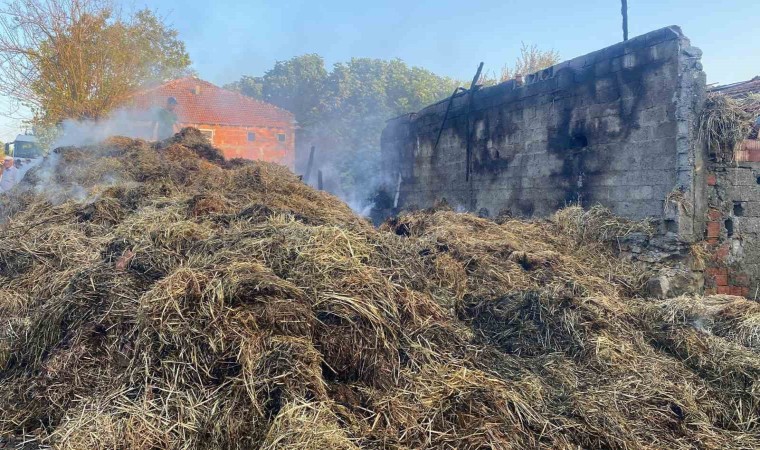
<box><xmin>725</xmin><ymin>184</ymin><xmax>760</xmax><ymax>202</ymax></box>
<box><xmin>594</xmin><ymin>59</ymin><xmax>612</xmax><ymax>77</ymax></box>
<box><xmin>640</xmin><ymin>106</ymin><xmax>669</xmax><ymax>126</ymax></box>
<box><xmin>650</xmin><ymin>39</ymin><xmax>680</xmax><ymax>61</ymax></box>
<box><xmin>605</xmin><ymin>43</ymin><xmax>626</xmax><ymax>59</ymax></box>
<box><xmin>739</xmin><ymin>202</ymin><xmax>760</xmax><ymax>217</ymax></box>
<box><xmin>653</xmin><ymin>122</ymin><xmax>677</xmax><ymax>139</ymax></box>
<box><xmin>735</xmin><ymin>217</ymin><xmax>760</xmax><ymax>235</ymax></box>
<box><xmin>720</xmin><ymin>168</ymin><xmax>760</xmax><ymax>186</ymax></box>
<box><xmin>644</xmin><ymin>29</ymin><xmax>669</xmax><ymax>46</ymax></box>
<box><xmin>556</xmin><ymin>68</ymin><xmax>576</xmax><ymax>90</ymax></box>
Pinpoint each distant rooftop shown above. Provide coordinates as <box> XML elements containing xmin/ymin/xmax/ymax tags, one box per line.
<box><xmin>710</xmin><ymin>76</ymin><xmax>760</xmax><ymax>98</ymax></box>
<box><xmin>130</xmin><ymin>77</ymin><xmax>295</xmax><ymax>128</ymax></box>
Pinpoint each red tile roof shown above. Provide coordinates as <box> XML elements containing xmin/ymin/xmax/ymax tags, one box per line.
<box><xmin>129</xmin><ymin>77</ymin><xmax>295</xmax><ymax>128</ymax></box>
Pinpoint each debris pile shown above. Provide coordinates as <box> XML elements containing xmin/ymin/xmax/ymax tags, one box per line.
<box><xmin>0</xmin><ymin>129</ymin><xmax>758</xmax><ymax>449</ymax></box>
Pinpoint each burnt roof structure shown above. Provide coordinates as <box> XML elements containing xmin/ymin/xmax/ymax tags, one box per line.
<box><xmin>710</xmin><ymin>76</ymin><xmax>760</xmax><ymax>99</ymax></box>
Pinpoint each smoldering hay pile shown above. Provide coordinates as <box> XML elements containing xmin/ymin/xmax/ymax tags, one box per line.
<box><xmin>0</xmin><ymin>128</ymin><xmax>758</xmax><ymax>449</ymax></box>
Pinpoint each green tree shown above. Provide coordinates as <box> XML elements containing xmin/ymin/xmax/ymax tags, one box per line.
<box><xmin>0</xmin><ymin>0</ymin><xmax>191</xmax><ymax>127</ymax></box>
<box><xmin>229</xmin><ymin>55</ymin><xmax>460</xmax><ymax>201</ymax></box>
<box><xmin>224</xmin><ymin>75</ymin><xmax>264</xmax><ymax>100</ymax></box>
<box><xmin>261</xmin><ymin>54</ymin><xmax>328</xmax><ymax>128</ymax></box>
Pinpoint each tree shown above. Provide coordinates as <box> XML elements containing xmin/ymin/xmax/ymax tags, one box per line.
<box><xmin>499</xmin><ymin>43</ymin><xmax>560</xmax><ymax>82</ymax></box>
<box><xmin>228</xmin><ymin>56</ymin><xmax>460</xmax><ymax>202</ymax></box>
<box><xmin>225</xmin><ymin>55</ymin><xmax>328</xmax><ymax>128</ymax></box>
<box><xmin>0</xmin><ymin>0</ymin><xmax>191</xmax><ymax>127</ymax></box>
<box><xmin>224</xmin><ymin>75</ymin><xmax>263</xmax><ymax>100</ymax></box>
<box><xmin>260</xmin><ymin>54</ymin><xmax>328</xmax><ymax>128</ymax></box>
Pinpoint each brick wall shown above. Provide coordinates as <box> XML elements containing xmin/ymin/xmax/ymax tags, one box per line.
<box><xmin>183</xmin><ymin>123</ymin><xmax>295</xmax><ymax>169</ymax></box>
<box><xmin>704</xmin><ymin>162</ymin><xmax>760</xmax><ymax>299</ymax></box>
<box><xmin>381</xmin><ymin>26</ymin><xmax>707</xmax><ymax>242</ymax></box>
<box><xmin>736</xmin><ymin>139</ymin><xmax>760</xmax><ymax>162</ymax></box>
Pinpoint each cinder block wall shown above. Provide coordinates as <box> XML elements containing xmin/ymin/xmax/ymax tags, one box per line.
<box><xmin>382</xmin><ymin>26</ymin><xmax>707</xmax><ymax>241</ymax></box>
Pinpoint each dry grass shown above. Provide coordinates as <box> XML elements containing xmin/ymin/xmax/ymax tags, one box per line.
<box><xmin>699</xmin><ymin>93</ymin><xmax>754</xmax><ymax>162</ymax></box>
<box><xmin>0</xmin><ymin>128</ymin><xmax>757</xmax><ymax>449</ymax></box>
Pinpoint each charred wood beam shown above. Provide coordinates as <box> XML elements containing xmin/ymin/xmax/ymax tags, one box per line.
<box><xmin>465</xmin><ymin>62</ymin><xmax>484</xmax><ymax>184</ymax></box>
<box><xmin>432</xmin><ymin>87</ymin><xmax>467</xmax><ymax>152</ymax></box>
<box><xmin>466</xmin><ymin>62</ymin><xmax>484</xmax><ymax>211</ymax></box>
<box><xmin>303</xmin><ymin>145</ymin><xmax>316</xmax><ymax>184</ymax></box>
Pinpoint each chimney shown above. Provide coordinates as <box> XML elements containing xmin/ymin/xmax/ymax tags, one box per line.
<box><xmin>193</xmin><ymin>85</ymin><xmax>201</xmax><ymax>95</ymax></box>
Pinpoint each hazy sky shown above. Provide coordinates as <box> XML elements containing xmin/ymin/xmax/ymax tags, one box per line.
<box><xmin>1</xmin><ymin>0</ymin><xmax>758</xmax><ymax>141</ymax></box>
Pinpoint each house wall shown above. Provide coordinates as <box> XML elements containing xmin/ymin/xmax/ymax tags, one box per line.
<box><xmin>183</xmin><ymin>123</ymin><xmax>295</xmax><ymax>169</ymax></box>
<box><xmin>704</xmin><ymin>152</ymin><xmax>760</xmax><ymax>299</ymax></box>
<box><xmin>381</xmin><ymin>26</ymin><xmax>707</xmax><ymax>242</ymax></box>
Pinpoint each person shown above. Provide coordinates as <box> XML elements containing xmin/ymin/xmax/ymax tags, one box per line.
<box><xmin>152</xmin><ymin>96</ymin><xmax>179</xmax><ymax>141</ymax></box>
<box><xmin>0</xmin><ymin>156</ymin><xmax>19</xmax><ymax>192</ymax></box>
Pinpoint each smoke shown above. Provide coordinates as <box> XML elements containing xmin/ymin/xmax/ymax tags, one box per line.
<box><xmin>8</xmin><ymin>99</ymin><xmax>395</xmax><ymax>221</ymax></box>
<box><xmin>16</xmin><ymin>151</ymin><xmax>108</xmax><ymax>206</ymax></box>
<box><xmin>52</xmin><ymin>108</ymin><xmax>157</xmax><ymax>149</ymax></box>
<box><xmin>4</xmin><ymin>108</ymin><xmax>148</xmax><ymax>206</ymax></box>
<box><xmin>294</xmin><ymin>113</ymin><xmax>397</xmax><ymax>220</ymax></box>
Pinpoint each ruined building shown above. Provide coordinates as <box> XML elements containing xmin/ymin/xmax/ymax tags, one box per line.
<box><xmin>381</xmin><ymin>26</ymin><xmax>760</xmax><ymax>298</ymax></box>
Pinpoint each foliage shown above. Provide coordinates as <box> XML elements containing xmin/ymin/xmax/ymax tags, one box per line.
<box><xmin>481</xmin><ymin>42</ymin><xmax>560</xmax><ymax>85</ymax></box>
<box><xmin>225</xmin><ymin>76</ymin><xmax>263</xmax><ymax>102</ymax></box>
<box><xmin>228</xmin><ymin>56</ymin><xmax>460</xmax><ymax>198</ymax></box>
<box><xmin>0</xmin><ymin>0</ymin><xmax>191</xmax><ymax>127</ymax></box>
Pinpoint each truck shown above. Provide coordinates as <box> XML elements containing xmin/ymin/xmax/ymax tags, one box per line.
<box><xmin>4</xmin><ymin>134</ymin><xmax>44</xmax><ymax>167</ymax></box>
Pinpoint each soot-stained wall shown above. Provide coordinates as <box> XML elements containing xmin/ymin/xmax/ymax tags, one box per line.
<box><xmin>382</xmin><ymin>26</ymin><xmax>707</xmax><ymax>241</ymax></box>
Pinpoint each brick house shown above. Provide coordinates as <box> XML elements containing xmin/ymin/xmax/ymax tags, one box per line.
<box><xmin>130</xmin><ymin>77</ymin><xmax>296</xmax><ymax>168</ymax></box>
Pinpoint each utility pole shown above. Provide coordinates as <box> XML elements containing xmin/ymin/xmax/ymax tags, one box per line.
<box><xmin>621</xmin><ymin>0</ymin><xmax>629</xmax><ymax>41</ymax></box>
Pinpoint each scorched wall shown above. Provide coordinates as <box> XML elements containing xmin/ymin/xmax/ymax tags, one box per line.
<box><xmin>382</xmin><ymin>26</ymin><xmax>707</xmax><ymax>242</ymax></box>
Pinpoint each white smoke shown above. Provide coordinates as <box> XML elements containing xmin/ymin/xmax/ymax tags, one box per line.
<box><xmin>1</xmin><ymin>107</ymin><xmax>158</xmax><ymax>205</ymax></box>
<box><xmin>52</xmin><ymin>108</ymin><xmax>157</xmax><ymax>149</ymax></box>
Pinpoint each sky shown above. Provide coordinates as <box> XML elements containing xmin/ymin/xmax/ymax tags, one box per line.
<box><xmin>1</xmin><ymin>0</ymin><xmax>758</xmax><ymax>141</ymax></box>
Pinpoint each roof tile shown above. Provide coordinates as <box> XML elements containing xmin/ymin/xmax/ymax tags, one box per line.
<box><xmin>130</xmin><ymin>77</ymin><xmax>295</xmax><ymax>128</ymax></box>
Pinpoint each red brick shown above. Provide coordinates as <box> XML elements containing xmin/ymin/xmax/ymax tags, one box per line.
<box><xmin>707</xmin><ymin>209</ymin><xmax>722</xmax><ymax>221</ymax></box>
<box><xmin>706</xmin><ymin>221</ymin><xmax>721</xmax><ymax>238</ymax></box>
<box><xmin>186</xmin><ymin>124</ymin><xmax>294</xmax><ymax>168</ymax></box>
<box><xmin>715</xmin><ymin>244</ymin><xmax>730</xmax><ymax>261</ymax></box>
<box><xmin>738</xmin><ymin>140</ymin><xmax>760</xmax><ymax>162</ymax></box>
<box><xmin>715</xmin><ymin>274</ymin><xmax>729</xmax><ymax>286</ymax></box>
<box><xmin>707</xmin><ymin>237</ymin><xmax>719</xmax><ymax>245</ymax></box>
<box><xmin>717</xmin><ymin>286</ymin><xmax>731</xmax><ymax>295</ymax></box>
<box><xmin>729</xmin><ymin>286</ymin><xmax>745</xmax><ymax>297</ymax></box>
<box><xmin>707</xmin><ymin>174</ymin><xmax>717</xmax><ymax>186</ymax></box>
<box><xmin>706</xmin><ymin>267</ymin><xmax>728</xmax><ymax>278</ymax></box>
